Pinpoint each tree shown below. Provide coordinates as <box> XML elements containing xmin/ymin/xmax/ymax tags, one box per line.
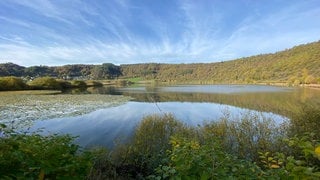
<box><xmin>24</xmin><ymin>66</ymin><xmax>56</xmax><ymax>77</ymax></box>
<box><xmin>304</xmin><ymin>75</ymin><xmax>316</xmax><ymax>84</ymax></box>
<box><xmin>91</xmin><ymin>63</ymin><xmax>121</xmax><ymax>79</ymax></box>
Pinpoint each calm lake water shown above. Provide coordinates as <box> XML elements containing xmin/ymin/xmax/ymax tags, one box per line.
<box><xmin>32</xmin><ymin>85</ymin><xmax>320</xmax><ymax>148</ymax></box>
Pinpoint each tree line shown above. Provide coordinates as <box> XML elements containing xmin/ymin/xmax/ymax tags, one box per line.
<box><xmin>0</xmin><ymin>63</ymin><xmax>121</xmax><ymax>80</ymax></box>
<box><xmin>1</xmin><ymin>40</ymin><xmax>320</xmax><ymax>84</ymax></box>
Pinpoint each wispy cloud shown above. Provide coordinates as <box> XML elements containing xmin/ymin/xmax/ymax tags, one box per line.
<box><xmin>0</xmin><ymin>0</ymin><xmax>320</xmax><ymax>66</ymax></box>
<box><xmin>216</xmin><ymin>0</ymin><xmax>320</xmax><ymax>60</ymax></box>
<box><xmin>0</xmin><ymin>16</ymin><xmax>31</xmax><ymax>28</ymax></box>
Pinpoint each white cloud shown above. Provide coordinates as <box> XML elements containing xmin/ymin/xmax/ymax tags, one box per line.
<box><xmin>0</xmin><ymin>0</ymin><xmax>320</xmax><ymax>66</ymax></box>
<box><xmin>0</xmin><ymin>16</ymin><xmax>31</xmax><ymax>28</ymax></box>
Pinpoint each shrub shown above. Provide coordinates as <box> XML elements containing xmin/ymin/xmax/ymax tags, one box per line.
<box><xmin>71</xmin><ymin>80</ymin><xmax>87</xmax><ymax>88</ymax></box>
<box><xmin>88</xmin><ymin>114</ymin><xmax>198</xmax><ymax>179</ymax></box>
<box><xmin>152</xmin><ymin>137</ymin><xmax>265</xmax><ymax>179</ymax></box>
<box><xmin>294</xmin><ymin>79</ymin><xmax>301</xmax><ymax>86</ymax></box>
<box><xmin>56</xmin><ymin>79</ymin><xmax>72</xmax><ymax>89</ymax></box>
<box><xmin>28</xmin><ymin>77</ymin><xmax>62</xmax><ymax>90</ymax></box>
<box><xmin>0</xmin><ymin>76</ymin><xmax>27</xmax><ymax>91</ymax></box>
<box><xmin>0</xmin><ymin>124</ymin><xmax>93</xmax><ymax>179</ymax></box>
<box><xmin>111</xmin><ymin>114</ymin><xmax>186</xmax><ymax>177</ymax></box>
<box><xmin>304</xmin><ymin>75</ymin><xmax>317</xmax><ymax>84</ymax></box>
<box><xmin>260</xmin><ymin>133</ymin><xmax>320</xmax><ymax>179</ymax></box>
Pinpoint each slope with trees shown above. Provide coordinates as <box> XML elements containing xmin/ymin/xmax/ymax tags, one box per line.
<box><xmin>120</xmin><ymin>41</ymin><xmax>320</xmax><ymax>84</ymax></box>
<box><xmin>0</xmin><ymin>41</ymin><xmax>319</xmax><ymax>84</ymax></box>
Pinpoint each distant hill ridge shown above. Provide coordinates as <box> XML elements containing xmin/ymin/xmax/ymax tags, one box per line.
<box><xmin>1</xmin><ymin>40</ymin><xmax>320</xmax><ymax>84</ymax></box>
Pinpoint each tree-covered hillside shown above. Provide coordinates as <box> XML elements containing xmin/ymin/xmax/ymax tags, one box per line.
<box><xmin>120</xmin><ymin>41</ymin><xmax>320</xmax><ymax>84</ymax></box>
<box><xmin>0</xmin><ymin>63</ymin><xmax>121</xmax><ymax>80</ymax></box>
<box><xmin>1</xmin><ymin>41</ymin><xmax>319</xmax><ymax>84</ymax></box>
<box><xmin>0</xmin><ymin>63</ymin><xmax>25</xmax><ymax>77</ymax></box>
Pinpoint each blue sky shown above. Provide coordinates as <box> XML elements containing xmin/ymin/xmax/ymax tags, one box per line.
<box><xmin>0</xmin><ymin>0</ymin><xmax>320</xmax><ymax>66</ymax></box>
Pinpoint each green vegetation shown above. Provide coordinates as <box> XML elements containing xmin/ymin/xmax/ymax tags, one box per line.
<box><xmin>1</xmin><ymin>40</ymin><xmax>320</xmax><ymax>178</ymax></box>
<box><xmin>70</xmin><ymin>80</ymin><xmax>87</xmax><ymax>88</ymax></box>
<box><xmin>1</xmin><ymin>108</ymin><xmax>320</xmax><ymax>179</ymax></box>
<box><xmin>0</xmin><ymin>76</ymin><xmax>103</xmax><ymax>91</ymax></box>
<box><xmin>289</xmin><ymin>101</ymin><xmax>320</xmax><ymax>139</ymax></box>
<box><xmin>24</xmin><ymin>65</ymin><xmax>56</xmax><ymax>77</ymax></box>
<box><xmin>120</xmin><ymin>41</ymin><xmax>320</xmax><ymax>84</ymax></box>
<box><xmin>28</xmin><ymin>77</ymin><xmax>63</xmax><ymax>90</ymax></box>
<box><xmin>0</xmin><ymin>63</ymin><xmax>120</xmax><ymax>80</ymax></box>
<box><xmin>0</xmin><ymin>124</ymin><xmax>98</xmax><ymax>179</ymax></box>
<box><xmin>155</xmin><ymin>137</ymin><xmax>264</xmax><ymax>179</ymax></box>
<box><xmin>0</xmin><ymin>63</ymin><xmax>25</xmax><ymax>76</ymax></box>
<box><xmin>89</xmin><ymin>111</ymin><xmax>320</xmax><ymax>179</ymax></box>
<box><xmin>86</xmin><ymin>106</ymin><xmax>320</xmax><ymax>179</ymax></box>
<box><xmin>126</xmin><ymin>77</ymin><xmax>143</xmax><ymax>83</ymax></box>
<box><xmin>0</xmin><ymin>76</ymin><xmax>27</xmax><ymax>91</ymax></box>
<box><xmin>91</xmin><ymin>63</ymin><xmax>122</xmax><ymax>79</ymax></box>
<box><xmin>1</xmin><ymin>41</ymin><xmax>320</xmax><ymax>84</ymax></box>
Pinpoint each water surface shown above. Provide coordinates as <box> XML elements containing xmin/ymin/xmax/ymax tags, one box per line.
<box><xmin>32</xmin><ymin>101</ymin><xmax>286</xmax><ymax>147</ymax></box>
<box><xmin>32</xmin><ymin>85</ymin><xmax>320</xmax><ymax>148</ymax></box>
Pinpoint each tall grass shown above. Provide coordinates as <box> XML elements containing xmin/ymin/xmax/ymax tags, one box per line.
<box><xmin>201</xmin><ymin>111</ymin><xmax>289</xmax><ymax>161</ymax></box>
<box><xmin>88</xmin><ymin>112</ymin><xmax>293</xmax><ymax>178</ymax></box>
<box><xmin>289</xmin><ymin>100</ymin><xmax>320</xmax><ymax>139</ymax></box>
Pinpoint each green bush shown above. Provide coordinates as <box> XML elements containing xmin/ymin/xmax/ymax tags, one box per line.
<box><xmin>56</xmin><ymin>79</ymin><xmax>72</xmax><ymax>89</ymax></box>
<box><xmin>111</xmin><ymin>114</ymin><xmax>187</xmax><ymax>178</ymax></box>
<box><xmin>260</xmin><ymin>133</ymin><xmax>320</xmax><ymax>179</ymax></box>
<box><xmin>0</xmin><ymin>124</ymin><xmax>94</xmax><ymax>179</ymax></box>
<box><xmin>71</xmin><ymin>80</ymin><xmax>87</xmax><ymax>88</ymax></box>
<box><xmin>93</xmin><ymin>113</ymin><xmax>291</xmax><ymax>178</ymax></box>
<box><xmin>28</xmin><ymin>77</ymin><xmax>62</xmax><ymax>90</ymax></box>
<box><xmin>152</xmin><ymin>137</ymin><xmax>265</xmax><ymax>179</ymax></box>
<box><xmin>0</xmin><ymin>76</ymin><xmax>27</xmax><ymax>91</ymax></box>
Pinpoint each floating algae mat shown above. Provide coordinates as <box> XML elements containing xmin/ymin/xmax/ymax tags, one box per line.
<box><xmin>0</xmin><ymin>91</ymin><xmax>131</xmax><ymax>127</ymax></box>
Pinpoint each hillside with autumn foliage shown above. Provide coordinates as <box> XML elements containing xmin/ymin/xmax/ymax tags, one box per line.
<box><xmin>120</xmin><ymin>41</ymin><xmax>320</xmax><ymax>84</ymax></box>
<box><xmin>1</xmin><ymin>41</ymin><xmax>320</xmax><ymax>84</ymax></box>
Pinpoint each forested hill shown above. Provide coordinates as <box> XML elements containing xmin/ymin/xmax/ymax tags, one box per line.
<box><xmin>0</xmin><ymin>63</ymin><xmax>121</xmax><ymax>80</ymax></box>
<box><xmin>1</xmin><ymin>40</ymin><xmax>320</xmax><ymax>84</ymax></box>
<box><xmin>120</xmin><ymin>41</ymin><xmax>320</xmax><ymax>84</ymax></box>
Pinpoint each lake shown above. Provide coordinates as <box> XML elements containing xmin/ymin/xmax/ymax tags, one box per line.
<box><xmin>29</xmin><ymin>85</ymin><xmax>320</xmax><ymax>148</ymax></box>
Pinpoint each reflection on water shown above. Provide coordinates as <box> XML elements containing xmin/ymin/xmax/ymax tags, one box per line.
<box><xmin>36</xmin><ymin>85</ymin><xmax>320</xmax><ymax>148</ymax></box>
<box><xmin>33</xmin><ymin>101</ymin><xmax>287</xmax><ymax>148</ymax></box>
<box><xmin>134</xmin><ymin>84</ymin><xmax>293</xmax><ymax>94</ymax></box>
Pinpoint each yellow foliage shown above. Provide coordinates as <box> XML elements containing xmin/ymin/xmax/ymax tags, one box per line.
<box><xmin>315</xmin><ymin>146</ymin><xmax>320</xmax><ymax>159</ymax></box>
<box><xmin>270</xmin><ymin>164</ymin><xmax>280</xmax><ymax>169</ymax></box>
<box><xmin>190</xmin><ymin>141</ymin><xmax>200</xmax><ymax>150</ymax></box>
